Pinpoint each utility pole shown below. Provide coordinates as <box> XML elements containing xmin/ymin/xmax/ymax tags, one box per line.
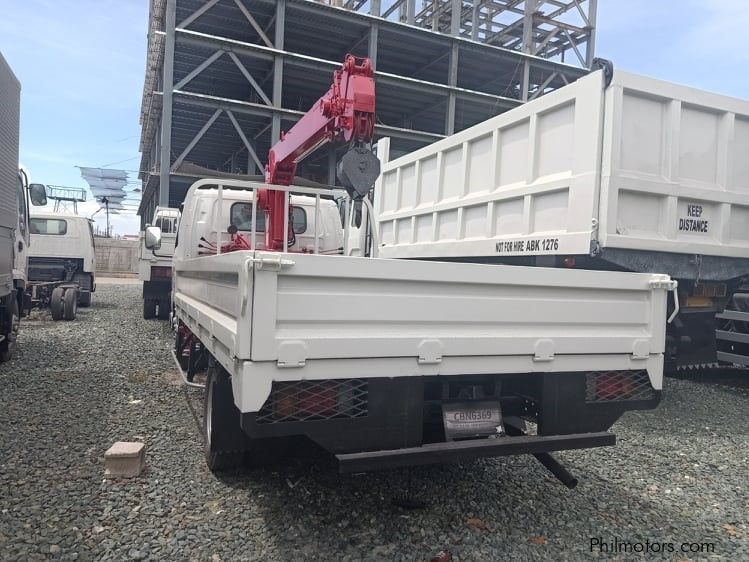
<box><xmin>102</xmin><ymin>196</ymin><xmax>110</xmax><ymax>238</ymax></box>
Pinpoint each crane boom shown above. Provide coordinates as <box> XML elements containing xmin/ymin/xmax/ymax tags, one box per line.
<box><xmin>260</xmin><ymin>54</ymin><xmax>379</xmax><ymax>251</ymax></box>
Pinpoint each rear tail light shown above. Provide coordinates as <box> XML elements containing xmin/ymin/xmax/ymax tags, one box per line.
<box><xmin>256</xmin><ymin>379</ymin><xmax>368</xmax><ymax>423</ymax></box>
<box><xmin>585</xmin><ymin>371</ymin><xmax>655</xmax><ymax>403</ymax></box>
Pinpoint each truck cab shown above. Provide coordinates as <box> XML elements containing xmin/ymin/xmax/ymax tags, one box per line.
<box><xmin>139</xmin><ymin>206</ymin><xmax>179</xmax><ymax>320</ymax></box>
<box><xmin>174</xmin><ymin>186</ymin><xmax>344</xmax><ymax>261</ymax></box>
<box><xmin>27</xmin><ymin>213</ymin><xmax>96</xmax><ymax>307</ymax></box>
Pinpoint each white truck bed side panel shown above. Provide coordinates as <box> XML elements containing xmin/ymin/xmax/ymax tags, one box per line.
<box><xmin>248</xmin><ymin>252</ymin><xmax>667</xmax><ymax>363</ymax></box>
<box><xmin>376</xmin><ymin>69</ymin><xmax>749</xmax><ymax>261</ymax></box>
<box><xmin>173</xmin><ymin>254</ymin><xmax>251</xmax><ymax>361</ymax></box>
<box><xmin>600</xmin><ymin>71</ymin><xmax>749</xmax><ymax>258</ymax></box>
<box><xmin>174</xmin><ymin>251</ymin><xmax>672</xmax><ymax>414</ymax></box>
<box><xmin>376</xmin><ymin>71</ymin><xmax>605</xmax><ymax>259</ymax></box>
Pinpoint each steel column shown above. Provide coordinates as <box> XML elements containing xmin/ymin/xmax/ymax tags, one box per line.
<box><xmin>368</xmin><ymin>22</ymin><xmax>379</xmax><ymax>70</ymax></box>
<box><xmin>272</xmin><ymin>0</ymin><xmax>285</xmax><ymax>143</ymax></box>
<box><xmin>471</xmin><ymin>0</ymin><xmax>480</xmax><ymax>40</ymax></box>
<box><xmin>521</xmin><ymin>0</ymin><xmax>535</xmax><ymax>102</ymax></box>
<box><xmin>406</xmin><ymin>0</ymin><xmax>415</xmax><ymax>24</ymax></box>
<box><xmin>159</xmin><ymin>0</ymin><xmax>176</xmax><ymax>207</ymax></box>
<box><xmin>328</xmin><ymin>148</ymin><xmax>337</xmax><ymax>185</ymax></box>
<box><xmin>445</xmin><ymin>41</ymin><xmax>459</xmax><ymax>135</ymax></box>
<box><xmin>586</xmin><ymin>0</ymin><xmax>597</xmax><ymax>67</ymax></box>
<box><xmin>451</xmin><ymin>0</ymin><xmax>461</xmax><ymax>36</ymax></box>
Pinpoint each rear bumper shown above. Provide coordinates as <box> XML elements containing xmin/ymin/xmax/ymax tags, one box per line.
<box><xmin>240</xmin><ymin>372</ymin><xmax>660</xmax><ymax>465</ymax></box>
<box><xmin>336</xmin><ymin>431</ymin><xmax>615</xmax><ymax>473</ymax></box>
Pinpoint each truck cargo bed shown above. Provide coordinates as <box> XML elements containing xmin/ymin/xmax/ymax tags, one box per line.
<box><xmin>375</xmin><ymin>69</ymin><xmax>749</xmax><ymax>264</ymax></box>
<box><xmin>174</xmin><ymin>250</ymin><xmax>673</xmax><ymax>414</ymax></box>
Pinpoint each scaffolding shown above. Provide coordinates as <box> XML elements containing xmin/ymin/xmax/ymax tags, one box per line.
<box><xmin>316</xmin><ymin>1</ymin><xmax>596</xmax><ymax>66</ymax></box>
<box><xmin>138</xmin><ymin>0</ymin><xmax>595</xmax><ymax>223</ymax></box>
<box><xmin>45</xmin><ymin>185</ymin><xmax>87</xmax><ymax>214</ymax></box>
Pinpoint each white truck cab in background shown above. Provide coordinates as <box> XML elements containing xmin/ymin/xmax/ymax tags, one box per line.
<box><xmin>27</xmin><ymin>213</ymin><xmax>96</xmax><ymax>308</ymax></box>
<box><xmin>139</xmin><ymin>192</ymin><xmax>342</xmax><ymax>320</ymax></box>
<box><xmin>139</xmin><ymin>206</ymin><xmax>179</xmax><ymax>320</ymax></box>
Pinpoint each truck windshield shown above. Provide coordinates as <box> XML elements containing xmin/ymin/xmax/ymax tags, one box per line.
<box><xmin>230</xmin><ymin>203</ymin><xmax>307</xmax><ymax>234</ymax></box>
<box><xmin>155</xmin><ymin>215</ymin><xmax>178</xmax><ymax>233</ymax></box>
<box><xmin>29</xmin><ymin>218</ymin><xmax>67</xmax><ymax>235</ymax></box>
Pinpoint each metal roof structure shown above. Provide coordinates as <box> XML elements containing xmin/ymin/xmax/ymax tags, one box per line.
<box><xmin>138</xmin><ymin>0</ymin><xmax>595</xmax><ymax>223</ymax></box>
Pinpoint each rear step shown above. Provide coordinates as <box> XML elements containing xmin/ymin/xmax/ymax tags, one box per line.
<box><xmin>716</xmin><ymin>306</ymin><xmax>749</xmax><ymax>367</ymax></box>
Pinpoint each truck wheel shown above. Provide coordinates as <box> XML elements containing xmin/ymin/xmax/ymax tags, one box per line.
<box><xmin>0</xmin><ymin>295</ymin><xmax>20</xmax><ymax>362</ymax></box>
<box><xmin>63</xmin><ymin>289</ymin><xmax>77</xmax><ymax>320</ymax></box>
<box><xmin>50</xmin><ymin>288</ymin><xmax>65</xmax><ymax>321</ymax></box>
<box><xmin>204</xmin><ymin>363</ymin><xmax>246</xmax><ymax>471</ymax></box>
<box><xmin>143</xmin><ymin>298</ymin><xmax>156</xmax><ymax>320</ymax></box>
<box><xmin>73</xmin><ymin>273</ymin><xmax>92</xmax><ymax>307</ymax></box>
<box><xmin>157</xmin><ymin>299</ymin><xmax>170</xmax><ymax>320</ymax></box>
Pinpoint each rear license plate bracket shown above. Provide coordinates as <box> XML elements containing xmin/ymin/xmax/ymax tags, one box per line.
<box><xmin>443</xmin><ymin>401</ymin><xmax>504</xmax><ymax>441</ymax></box>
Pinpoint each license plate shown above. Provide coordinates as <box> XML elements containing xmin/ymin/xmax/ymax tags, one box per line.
<box><xmin>443</xmin><ymin>401</ymin><xmax>503</xmax><ymax>440</ymax></box>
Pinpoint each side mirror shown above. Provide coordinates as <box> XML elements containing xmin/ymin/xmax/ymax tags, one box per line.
<box><xmin>144</xmin><ymin>226</ymin><xmax>162</xmax><ymax>250</ymax></box>
<box><xmin>29</xmin><ymin>183</ymin><xmax>47</xmax><ymax>206</ymax></box>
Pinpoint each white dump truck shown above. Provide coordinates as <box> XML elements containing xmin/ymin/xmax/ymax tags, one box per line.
<box><xmin>373</xmin><ymin>66</ymin><xmax>749</xmax><ymax>369</ymax></box>
<box><xmin>139</xmin><ymin>207</ymin><xmax>179</xmax><ymax>320</ymax></box>
<box><xmin>27</xmin><ymin>213</ymin><xmax>96</xmax><ymax>319</ymax></box>
<box><xmin>146</xmin><ymin>178</ymin><xmax>676</xmax><ymax>482</ymax></box>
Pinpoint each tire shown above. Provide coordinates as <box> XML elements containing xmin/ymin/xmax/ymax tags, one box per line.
<box><xmin>204</xmin><ymin>363</ymin><xmax>246</xmax><ymax>471</ymax></box>
<box><xmin>50</xmin><ymin>287</ymin><xmax>65</xmax><ymax>321</ymax></box>
<box><xmin>143</xmin><ymin>298</ymin><xmax>156</xmax><ymax>320</ymax></box>
<box><xmin>63</xmin><ymin>288</ymin><xmax>77</xmax><ymax>320</ymax></box>
<box><xmin>73</xmin><ymin>273</ymin><xmax>92</xmax><ymax>307</ymax></box>
<box><xmin>157</xmin><ymin>298</ymin><xmax>170</xmax><ymax>320</ymax></box>
<box><xmin>0</xmin><ymin>295</ymin><xmax>20</xmax><ymax>362</ymax></box>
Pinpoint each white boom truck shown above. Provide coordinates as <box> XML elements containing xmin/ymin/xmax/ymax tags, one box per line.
<box><xmin>139</xmin><ymin>207</ymin><xmax>179</xmax><ymax>320</ymax></box>
<box><xmin>372</xmin><ymin>66</ymin><xmax>749</xmax><ymax>369</ymax></box>
<box><xmin>1</xmin><ymin>53</ymin><xmax>47</xmax><ymax>359</ymax></box>
<box><xmin>147</xmin><ymin>178</ymin><xmax>676</xmax><ymax>482</ymax></box>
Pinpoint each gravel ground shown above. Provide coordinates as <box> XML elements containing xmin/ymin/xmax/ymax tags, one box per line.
<box><xmin>0</xmin><ymin>283</ymin><xmax>747</xmax><ymax>561</ymax></box>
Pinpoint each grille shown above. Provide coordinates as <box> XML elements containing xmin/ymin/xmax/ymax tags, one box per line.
<box><xmin>585</xmin><ymin>371</ymin><xmax>655</xmax><ymax>403</ymax></box>
<box><xmin>256</xmin><ymin>379</ymin><xmax>368</xmax><ymax>424</ymax></box>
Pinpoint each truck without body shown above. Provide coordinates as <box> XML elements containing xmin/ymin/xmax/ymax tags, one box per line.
<box><xmin>27</xmin><ymin>213</ymin><xmax>96</xmax><ymax>319</ymax></box>
<box><xmin>149</xmin><ymin>179</ymin><xmax>676</xmax><ymax>480</ymax></box>
<box><xmin>373</xmin><ymin>67</ymin><xmax>749</xmax><ymax>368</ymax></box>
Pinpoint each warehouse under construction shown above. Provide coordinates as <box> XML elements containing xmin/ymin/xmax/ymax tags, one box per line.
<box><xmin>137</xmin><ymin>0</ymin><xmax>596</xmax><ymax>223</ymax></box>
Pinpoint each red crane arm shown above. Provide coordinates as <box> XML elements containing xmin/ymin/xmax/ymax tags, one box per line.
<box><xmin>265</xmin><ymin>55</ymin><xmax>375</xmax><ymax>186</ymax></box>
<box><xmin>259</xmin><ymin>54</ymin><xmax>376</xmax><ymax>251</ymax></box>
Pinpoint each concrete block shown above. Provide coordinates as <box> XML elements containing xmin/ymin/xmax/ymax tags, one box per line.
<box><xmin>104</xmin><ymin>441</ymin><xmax>145</xmax><ymax>478</ymax></box>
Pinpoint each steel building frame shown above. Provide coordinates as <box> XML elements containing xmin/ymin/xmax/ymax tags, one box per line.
<box><xmin>138</xmin><ymin>0</ymin><xmax>594</xmax><ymax>222</ymax></box>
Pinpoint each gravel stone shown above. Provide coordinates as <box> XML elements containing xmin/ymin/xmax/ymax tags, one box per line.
<box><xmin>0</xmin><ymin>283</ymin><xmax>747</xmax><ymax>561</ymax></box>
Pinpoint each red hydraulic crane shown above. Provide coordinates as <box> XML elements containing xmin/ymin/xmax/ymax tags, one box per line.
<box><xmin>260</xmin><ymin>54</ymin><xmax>380</xmax><ymax>251</ymax></box>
